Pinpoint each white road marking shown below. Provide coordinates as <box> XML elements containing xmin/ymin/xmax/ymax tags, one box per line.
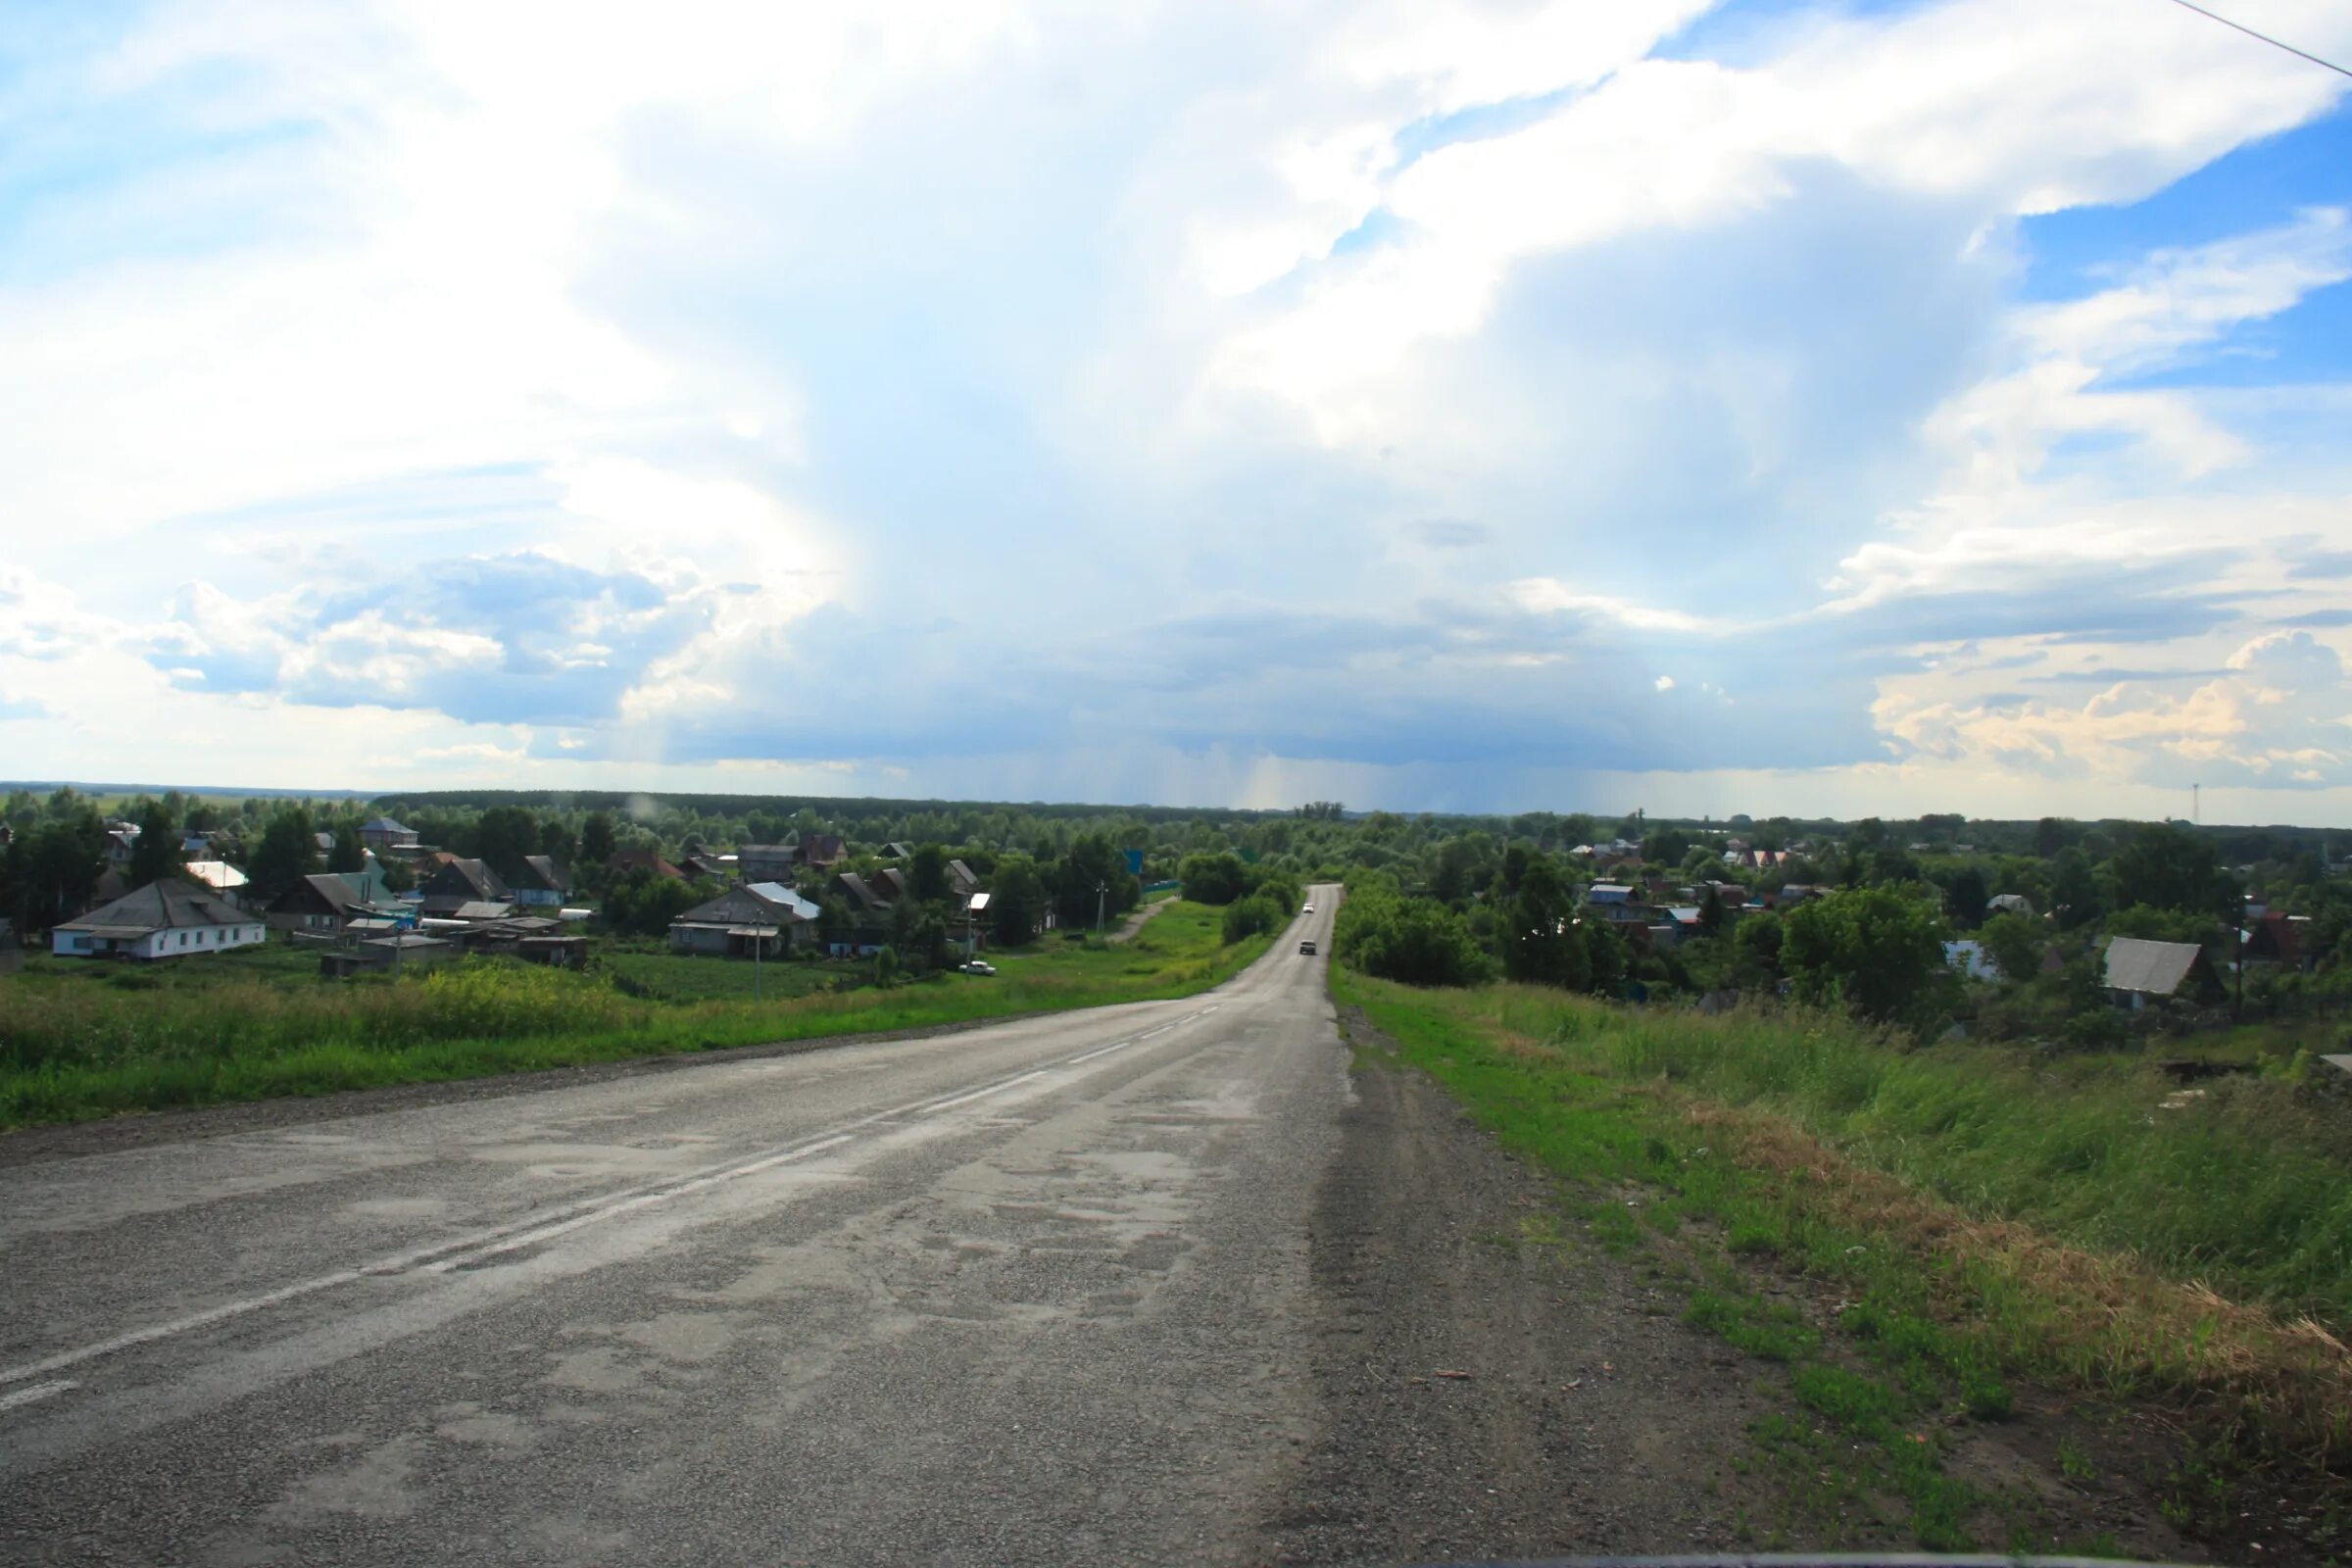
<box><xmin>0</xmin><ymin>999</ymin><xmax>1235</xmax><ymax>1389</ymax></box>
<box><xmin>423</xmin><ymin>1133</ymin><xmax>855</xmax><ymax>1273</ymax></box>
<box><xmin>909</xmin><ymin>1072</ymin><xmax>1047</xmax><ymax>1117</ymax></box>
<box><xmin>0</xmin><ymin>1380</ymin><xmax>76</xmax><ymax>1413</ymax></box>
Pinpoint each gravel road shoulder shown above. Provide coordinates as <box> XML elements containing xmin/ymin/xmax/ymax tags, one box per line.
<box><xmin>1255</xmin><ymin>1012</ymin><xmax>1784</xmax><ymax>1564</ymax></box>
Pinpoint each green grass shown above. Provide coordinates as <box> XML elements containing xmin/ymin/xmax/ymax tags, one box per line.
<box><xmin>0</xmin><ymin>903</ymin><xmax>1269</xmax><ymax>1128</ymax></box>
<box><xmin>1334</xmin><ymin>967</ymin><xmax>2352</xmax><ymax>1544</ymax></box>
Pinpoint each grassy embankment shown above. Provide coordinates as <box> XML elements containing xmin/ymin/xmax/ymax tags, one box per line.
<box><xmin>1335</xmin><ymin>968</ymin><xmax>2352</xmax><ymax>1551</ymax></box>
<box><xmin>0</xmin><ymin>902</ymin><xmax>1267</xmax><ymax>1128</ymax></box>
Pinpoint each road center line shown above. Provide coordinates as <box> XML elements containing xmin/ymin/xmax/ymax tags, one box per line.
<box><xmin>423</xmin><ymin>1133</ymin><xmax>855</xmax><ymax>1273</ymax></box>
<box><xmin>0</xmin><ymin>1380</ymin><xmax>77</xmax><ymax>1413</ymax></box>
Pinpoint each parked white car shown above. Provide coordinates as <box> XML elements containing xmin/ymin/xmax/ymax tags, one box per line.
<box><xmin>958</xmin><ymin>959</ymin><xmax>998</xmax><ymax>976</ymax></box>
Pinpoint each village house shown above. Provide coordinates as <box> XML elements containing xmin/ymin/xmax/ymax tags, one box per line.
<box><xmin>182</xmin><ymin>858</ymin><xmax>252</xmax><ymax>908</ymax></box>
<box><xmin>359</xmin><ymin>815</ymin><xmax>419</xmax><ymax>854</ymax></box>
<box><xmin>2241</xmin><ymin>912</ymin><xmax>2310</xmax><ymax>971</ymax></box>
<box><xmin>606</xmin><ymin>847</ymin><xmax>686</xmax><ymax>882</ymax></box>
<box><xmin>264</xmin><ymin>869</ymin><xmax>399</xmax><ymax>934</ymax></box>
<box><xmin>2103</xmin><ymin>936</ymin><xmax>2222</xmax><ymax>1009</ymax></box>
<box><xmin>667</xmin><ymin>882</ymin><xmax>820</xmax><ymax>958</ymax></box>
<box><xmin>52</xmin><ymin>878</ymin><xmax>268</xmax><ymax>960</ymax></box>
<box><xmin>511</xmin><ymin>854</ymin><xmax>571</xmax><ymax>908</ymax></box>
<box><xmin>417</xmin><ymin>858</ymin><xmax>511</xmax><ymax>917</ymax></box>
<box><xmin>735</xmin><ymin>844</ymin><xmax>797</xmax><ymax>882</ymax></box>
<box><xmin>681</xmin><ymin>852</ymin><xmax>736</xmax><ymax>881</ymax></box>
<box><xmin>831</xmin><ymin>870</ymin><xmax>892</xmax><ymax>915</ymax></box>
<box><xmin>1944</xmin><ymin>940</ymin><xmax>2000</xmax><ymax>982</ymax></box>
<box><xmin>793</xmin><ymin>834</ymin><xmax>849</xmax><ymax>869</ymax></box>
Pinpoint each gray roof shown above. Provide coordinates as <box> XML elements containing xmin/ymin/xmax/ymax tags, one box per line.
<box><xmin>675</xmin><ymin>886</ymin><xmax>817</xmax><ymax>928</ymax></box>
<box><xmin>58</xmin><ymin>878</ymin><xmax>250</xmax><ymax>934</ymax></box>
<box><xmin>517</xmin><ymin>854</ymin><xmax>570</xmax><ymax>894</ymax></box>
<box><xmin>361</xmin><ymin>816</ymin><xmax>413</xmax><ymax>834</ymax></box>
<box><xmin>2103</xmin><ymin>937</ymin><xmax>2204</xmax><ymax>997</ymax></box>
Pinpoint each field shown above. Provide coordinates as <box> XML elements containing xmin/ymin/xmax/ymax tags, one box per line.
<box><xmin>0</xmin><ymin>902</ymin><xmax>1268</xmax><ymax>1128</ymax></box>
<box><xmin>1336</xmin><ymin>968</ymin><xmax>2352</xmax><ymax>1552</ymax></box>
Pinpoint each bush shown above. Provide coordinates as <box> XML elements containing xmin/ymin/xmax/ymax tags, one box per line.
<box><xmin>1221</xmin><ymin>892</ymin><xmax>1284</xmax><ymax>944</ymax></box>
<box><xmin>1334</xmin><ymin>872</ymin><xmax>1495</xmax><ymax>987</ymax></box>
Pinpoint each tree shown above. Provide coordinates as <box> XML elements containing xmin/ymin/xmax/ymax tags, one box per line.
<box><xmin>909</xmin><ymin>844</ymin><xmax>950</xmax><ymax>903</ymax></box>
<box><xmin>1179</xmin><ymin>852</ymin><xmax>1249</xmax><ymax>906</ymax></box>
<box><xmin>1940</xmin><ymin>864</ymin><xmax>1988</xmax><ymax>929</ymax></box>
<box><xmin>1696</xmin><ymin>884</ymin><xmax>1727</xmax><ymax>936</ymax></box>
<box><xmin>989</xmin><ymin>856</ymin><xmax>1047</xmax><ymax>946</ymax></box>
<box><xmin>1501</xmin><ymin>858</ymin><xmax>1588</xmax><ymax>991</ymax></box>
<box><xmin>0</xmin><ymin>812</ymin><xmax>106</xmax><ymax>934</ymax></box>
<box><xmin>601</xmin><ymin>868</ymin><xmax>704</xmax><ymax>938</ymax></box>
<box><xmin>1782</xmin><ymin>885</ymin><xmax>1950</xmax><ymax>1029</ymax></box>
<box><xmin>2049</xmin><ymin>847</ymin><xmax>2104</xmax><ymax>930</ymax></box>
<box><xmin>1334</xmin><ymin>879</ymin><xmax>1494</xmax><ymax>987</ymax></box>
<box><xmin>2106</xmin><ymin>823</ymin><xmax>2231</xmax><ymax>920</ymax></box>
<box><xmin>472</xmin><ymin>806</ymin><xmax>540</xmax><ymax>881</ymax></box>
<box><xmin>326</xmin><ymin>819</ymin><xmax>366</xmax><ymax>874</ymax></box>
<box><xmin>580</xmin><ymin>810</ymin><xmax>617</xmax><ymax>868</ymax></box>
<box><xmin>129</xmin><ymin>801</ymin><xmax>185</xmax><ymax>884</ymax></box>
<box><xmin>1053</xmin><ymin>833</ymin><xmax>1137</xmax><ymax>929</ymax></box>
<box><xmin>1976</xmin><ymin>910</ymin><xmax>2042</xmax><ymax>986</ymax></box>
<box><xmin>538</xmin><ymin>816</ymin><xmax>576</xmax><ymax>865</ymax></box>
<box><xmin>1732</xmin><ymin>909</ymin><xmax>1785</xmax><ymax>987</ymax></box>
<box><xmin>1581</xmin><ymin>917</ymin><xmax>1630</xmax><ymax>998</ymax></box>
<box><xmin>2034</xmin><ymin>816</ymin><xmax>2074</xmax><ymax>859</ymax></box>
<box><xmin>248</xmin><ymin>807</ymin><xmax>320</xmax><ymax>890</ymax></box>
<box><xmin>890</xmin><ymin>896</ymin><xmax>952</xmax><ymax>972</ymax></box>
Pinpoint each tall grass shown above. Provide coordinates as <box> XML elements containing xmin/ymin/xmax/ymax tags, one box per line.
<box><xmin>0</xmin><ymin>903</ymin><xmax>1270</xmax><ymax>1127</ymax></box>
<box><xmin>1524</xmin><ymin>991</ymin><xmax>2352</xmax><ymax>1328</ymax></box>
<box><xmin>1342</xmin><ymin>970</ymin><xmax>2352</xmax><ymax>1477</ymax></box>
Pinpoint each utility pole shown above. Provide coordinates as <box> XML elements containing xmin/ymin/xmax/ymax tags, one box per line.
<box><xmin>755</xmin><ymin>926</ymin><xmax>762</xmax><ymax>1003</ymax></box>
<box><xmin>1096</xmin><ymin>880</ymin><xmax>1107</xmax><ymax>939</ymax></box>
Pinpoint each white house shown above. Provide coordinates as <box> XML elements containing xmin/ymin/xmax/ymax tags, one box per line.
<box><xmin>1943</xmin><ymin>940</ymin><xmax>2000</xmax><ymax>982</ymax></box>
<box><xmin>51</xmin><ymin>878</ymin><xmax>267</xmax><ymax>960</ymax></box>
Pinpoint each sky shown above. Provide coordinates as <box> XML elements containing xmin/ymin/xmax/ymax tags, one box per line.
<box><xmin>1</xmin><ymin>0</ymin><xmax>2349</xmax><ymax>824</ymax></box>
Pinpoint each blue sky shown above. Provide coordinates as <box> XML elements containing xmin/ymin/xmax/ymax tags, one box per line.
<box><xmin>1</xmin><ymin>0</ymin><xmax>2349</xmax><ymax>822</ymax></box>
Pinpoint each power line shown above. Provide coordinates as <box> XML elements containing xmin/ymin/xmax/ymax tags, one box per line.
<box><xmin>2160</xmin><ymin>0</ymin><xmax>2352</xmax><ymax>80</ymax></box>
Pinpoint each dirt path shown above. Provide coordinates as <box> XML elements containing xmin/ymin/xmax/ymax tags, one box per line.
<box><xmin>1108</xmin><ymin>895</ymin><xmax>1172</xmax><ymax>944</ymax></box>
<box><xmin>1255</xmin><ymin>1009</ymin><xmax>2210</xmax><ymax>1565</ymax></box>
<box><xmin>1255</xmin><ymin>1034</ymin><xmax>1781</xmax><ymax>1563</ymax></box>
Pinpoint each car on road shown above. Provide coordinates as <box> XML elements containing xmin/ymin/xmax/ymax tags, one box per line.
<box><xmin>957</xmin><ymin>959</ymin><xmax>998</xmax><ymax>976</ymax></box>
<box><xmin>1301</xmin><ymin>903</ymin><xmax>1314</xmax><ymax>913</ymax></box>
<box><xmin>1298</xmin><ymin>939</ymin><xmax>1316</xmax><ymax>956</ymax></box>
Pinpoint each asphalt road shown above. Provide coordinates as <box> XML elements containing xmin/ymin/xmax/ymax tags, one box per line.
<box><xmin>2</xmin><ymin>891</ymin><xmax>1347</xmax><ymax>1567</ymax></box>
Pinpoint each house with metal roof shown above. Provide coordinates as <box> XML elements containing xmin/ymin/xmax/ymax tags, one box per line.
<box><xmin>52</xmin><ymin>879</ymin><xmax>268</xmax><ymax>960</ymax></box>
<box><xmin>2102</xmin><ymin>937</ymin><xmax>2220</xmax><ymax>1008</ymax></box>
<box><xmin>668</xmin><ymin>883</ymin><xmax>819</xmax><ymax>958</ymax></box>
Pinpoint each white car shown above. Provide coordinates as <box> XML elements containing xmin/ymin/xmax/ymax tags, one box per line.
<box><xmin>958</xmin><ymin>959</ymin><xmax>998</xmax><ymax>976</ymax></box>
<box><xmin>1301</xmin><ymin>903</ymin><xmax>1314</xmax><ymax>913</ymax></box>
